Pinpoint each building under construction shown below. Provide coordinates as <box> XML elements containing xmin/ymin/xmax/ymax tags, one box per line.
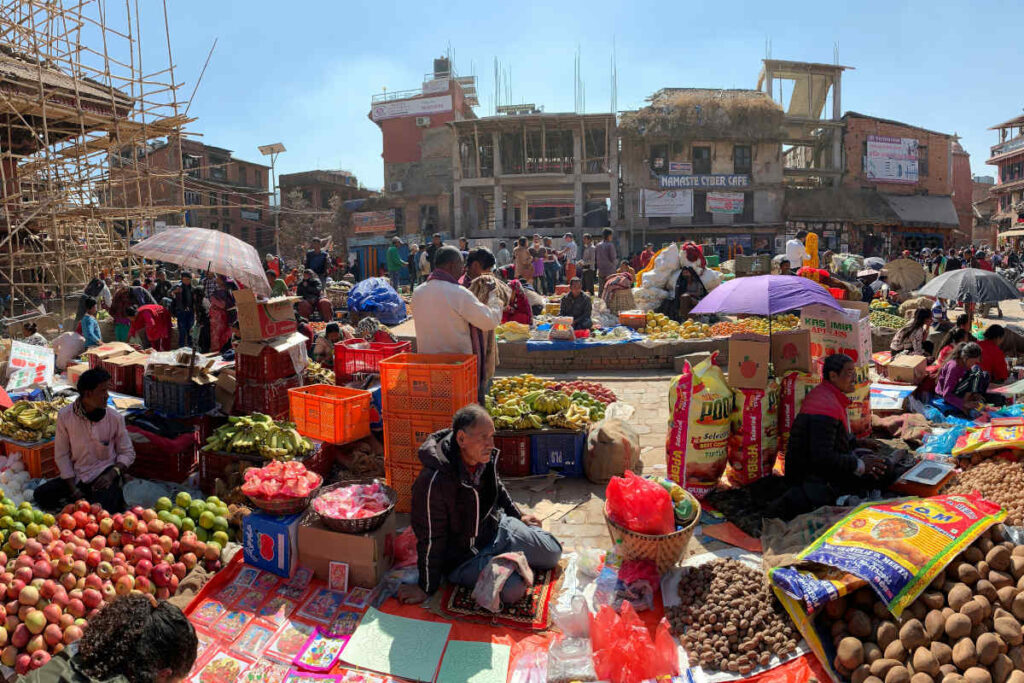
<box><xmin>0</xmin><ymin>0</ymin><xmax>190</xmax><ymax>317</ymax></box>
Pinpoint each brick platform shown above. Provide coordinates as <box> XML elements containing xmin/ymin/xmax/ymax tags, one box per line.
<box><xmin>496</xmin><ymin>338</ymin><xmax>729</xmax><ymax>371</ymax></box>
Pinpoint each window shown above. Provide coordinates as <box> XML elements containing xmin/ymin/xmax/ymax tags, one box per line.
<box><xmin>918</xmin><ymin>145</ymin><xmax>928</xmax><ymax>177</ymax></box>
<box><xmin>692</xmin><ymin>146</ymin><xmax>711</xmax><ymax>175</ymax></box>
<box><xmin>649</xmin><ymin>144</ymin><xmax>668</xmax><ymax>173</ymax></box>
<box><xmin>693</xmin><ymin>191</ymin><xmax>712</xmax><ymax>224</ymax></box>
<box><xmin>222</xmin><ymin>193</ymin><xmax>230</xmax><ymax>216</ymax></box>
<box><xmin>733</xmin><ymin>145</ymin><xmax>752</xmax><ymax>176</ymax></box>
<box><xmin>670</xmin><ymin>140</ymin><xmax>684</xmax><ymax>156</ymax></box>
<box><xmin>208</xmin><ymin>192</ymin><xmax>216</xmax><ymax>205</ymax></box>
<box><xmin>420</xmin><ymin>204</ymin><xmax>439</xmax><ymax>232</ymax></box>
<box><xmin>184</xmin><ymin>191</ymin><xmax>201</xmax><ymax>205</ymax></box>
<box><xmin>239</xmin><ymin>167</ymin><xmax>247</xmax><ymax>186</ymax></box>
<box><xmin>735</xmin><ymin>192</ymin><xmax>754</xmax><ymax>224</ymax></box>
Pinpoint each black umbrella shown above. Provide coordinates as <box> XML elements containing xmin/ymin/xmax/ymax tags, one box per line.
<box><xmin>915</xmin><ymin>267</ymin><xmax>1020</xmax><ymax>304</ymax></box>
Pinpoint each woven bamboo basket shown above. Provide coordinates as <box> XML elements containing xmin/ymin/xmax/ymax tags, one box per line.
<box><xmin>608</xmin><ymin>288</ymin><xmax>636</xmax><ymax>315</ymax></box>
<box><xmin>604</xmin><ymin>490</ymin><xmax>700</xmax><ymax>573</ymax></box>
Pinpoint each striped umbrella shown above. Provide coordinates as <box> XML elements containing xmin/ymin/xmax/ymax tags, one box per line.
<box><xmin>130</xmin><ymin>227</ymin><xmax>271</xmax><ymax>296</ymax></box>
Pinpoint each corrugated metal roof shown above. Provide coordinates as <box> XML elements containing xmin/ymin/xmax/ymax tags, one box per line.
<box><xmin>881</xmin><ymin>193</ymin><xmax>960</xmax><ymax>228</ymax></box>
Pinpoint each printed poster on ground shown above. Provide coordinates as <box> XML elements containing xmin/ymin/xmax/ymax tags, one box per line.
<box><xmin>642</xmin><ymin>189</ymin><xmax>693</xmax><ymax>217</ymax></box>
<box><xmin>707</xmin><ymin>192</ymin><xmax>744</xmax><ymax>214</ymax></box>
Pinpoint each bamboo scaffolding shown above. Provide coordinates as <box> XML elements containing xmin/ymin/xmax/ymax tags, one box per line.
<box><xmin>0</xmin><ymin>0</ymin><xmax>187</xmax><ymax>318</ymax></box>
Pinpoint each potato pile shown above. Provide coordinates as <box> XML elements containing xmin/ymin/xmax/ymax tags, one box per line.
<box><xmin>945</xmin><ymin>460</ymin><xmax>1024</xmax><ymax>526</ymax></box>
<box><xmin>819</xmin><ymin>526</ymin><xmax>1024</xmax><ymax>683</ymax></box>
<box><xmin>666</xmin><ymin>559</ymin><xmax>799</xmax><ymax>675</ymax></box>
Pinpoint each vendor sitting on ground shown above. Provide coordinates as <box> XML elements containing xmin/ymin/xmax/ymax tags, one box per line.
<box><xmin>890</xmin><ymin>308</ymin><xmax>933</xmax><ymax>358</ymax></box>
<box><xmin>34</xmin><ymin>368</ymin><xmax>135</xmax><ymax>513</ymax></box>
<box><xmin>978</xmin><ymin>324</ymin><xmax>1010</xmax><ymax>383</ymax></box>
<box><xmin>313</xmin><ymin>322</ymin><xmax>344</xmax><ymax>368</ymax></box>
<box><xmin>400</xmin><ymin>404</ymin><xmax>562</xmax><ymax>607</ymax></box>
<box><xmin>775</xmin><ymin>354</ymin><xmax>890</xmax><ymax>519</ymax></box>
<box><xmin>935</xmin><ymin>342</ymin><xmax>988</xmax><ymax>416</ymax></box>
<box><xmin>558</xmin><ymin>277</ymin><xmax>592</xmax><ymax>330</ymax></box>
<box><xmin>778</xmin><ymin>259</ymin><xmax>793</xmax><ymax>276</ymax></box>
<box><xmin>935</xmin><ymin>328</ymin><xmax>968</xmax><ymax>367</ymax></box>
<box><xmin>667</xmin><ymin>266</ymin><xmax>707</xmax><ymax>319</ymax></box>
<box><xmin>296</xmin><ymin>269</ymin><xmax>333</xmax><ymax>321</ymax></box>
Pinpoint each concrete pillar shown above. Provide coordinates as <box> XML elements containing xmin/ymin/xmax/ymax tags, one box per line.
<box><xmin>831</xmin><ymin>72</ymin><xmax>843</xmax><ymax>188</ymax></box>
<box><xmin>609</xmin><ymin>125</ymin><xmax>619</xmax><ymax>227</ymax></box>
<box><xmin>574</xmin><ymin>179</ymin><xmax>584</xmax><ymax>229</ymax></box>
<box><xmin>520</xmin><ymin>195</ymin><xmax>529</xmax><ymax>232</ymax></box>
<box><xmin>493</xmin><ymin>185</ymin><xmax>503</xmax><ymax>232</ymax></box>
<box><xmin>453</xmin><ymin>184</ymin><xmax>463</xmax><ymax>236</ymax></box>
<box><xmin>573</xmin><ymin>129</ymin><xmax>584</xmax><ymax>228</ymax></box>
<box><xmin>491</xmin><ymin>132</ymin><xmax>502</xmax><ymax>176</ymax></box>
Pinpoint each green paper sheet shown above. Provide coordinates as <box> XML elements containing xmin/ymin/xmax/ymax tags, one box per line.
<box><xmin>339</xmin><ymin>607</ymin><xmax>451</xmax><ymax>682</ymax></box>
<box><xmin>436</xmin><ymin>640</ymin><xmax>512</xmax><ymax>683</ymax></box>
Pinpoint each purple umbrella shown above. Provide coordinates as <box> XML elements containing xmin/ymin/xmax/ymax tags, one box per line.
<box><xmin>690</xmin><ymin>274</ymin><xmax>845</xmax><ymax>316</ymax></box>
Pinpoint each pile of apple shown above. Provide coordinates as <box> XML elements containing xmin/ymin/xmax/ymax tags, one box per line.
<box><xmin>0</xmin><ymin>500</ymin><xmax>224</xmax><ymax>674</ymax></box>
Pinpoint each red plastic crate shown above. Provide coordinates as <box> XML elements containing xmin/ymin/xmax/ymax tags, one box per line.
<box><xmin>234</xmin><ymin>376</ymin><xmax>302</xmax><ymax>420</ymax></box>
<box><xmin>2</xmin><ymin>438</ymin><xmax>57</xmax><ymax>478</ymax></box>
<box><xmin>380</xmin><ymin>353</ymin><xmax>477</xmax><ymax>418</ymax></box>
<box><xmin>288</xmin><ymin>384</ymin><xmax>371</xmax><ymax>445</ymax></box>
<box><xmin>383</xmin><ymin>413</ymin><xmax>451</xmax><ymax>466</ymax></box>
<box><xmin>334</xmin><ymin>339</ymin><xmax>411</xmax><ymax>382</ymax></box>
<box><xmin>384</xmin><ymin>460</ymin><xmax>420</xmax><ymax>514</ymax></box>
<box><xmin>236</xmin><ymin>344</ymin><xmax>302</xmax><ymax>383</ymax></box>
<box><xmin>494</xmin><ymin>431</ymin><xmax>531</xmax><ymax>477</ymax></box>
<box><xmin>126</xmin><ymin>427</ymin><xmax>198</xmax><ymax>483</ymax></box>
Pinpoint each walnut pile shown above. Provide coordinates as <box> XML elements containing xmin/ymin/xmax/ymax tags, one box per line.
<box><xmin>945</xmin><ymin>460</ymin><xmax>1024</xmax><ymax>526</ymax></box>
<box><xmin>665</xmin><ymin>558</ymin><xmax>799</xmax><ymax>675</ymax></box>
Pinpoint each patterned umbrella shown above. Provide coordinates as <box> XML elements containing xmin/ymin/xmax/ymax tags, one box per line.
<box><xmin>130</xmin><ymin>227</ymin><xmax>271</xmax><ymax>296</ymax></box>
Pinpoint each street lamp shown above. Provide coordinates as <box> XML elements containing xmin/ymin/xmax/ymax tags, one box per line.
<box><xmin>258</xmin><ymin>142</ymin><xmax>286</xmax><ymax>255</ymax></box>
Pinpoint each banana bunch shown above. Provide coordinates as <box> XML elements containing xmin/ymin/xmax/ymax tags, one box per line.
<box><xmin>305</xmin><ymin>361</ymin><xmax>335</xmax><ymax>385</ymax></box>
<box><xmin>203</xmin><ymin>413</ymin><xmax>315</xmax><ymax>460</ymax></box>
<box><xmin>0</xmin><ymin>399</ymin><xmax>67</xmax><ymax>442</ymax></box>
<box><xmin>490</xmin><ymin>401</ymin><xmax>525</xmax><ymax>419</ymax></box>
<box><xmin>526</xmin><ymin>390</ymin><xmax>571</xmax><ymax>415</ymax></box>
<box><xmin>513</xmin><ymin>414</ymin><xmax>544</xmax><ymax>430</ymax></box>
<box><xmin>546</xmin><ymin>403</ymin><xmax>592</xmax><ymax>430</ymax></box>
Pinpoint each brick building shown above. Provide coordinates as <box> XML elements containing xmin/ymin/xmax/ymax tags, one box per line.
<box><xmin>786</xmin><ymin>112</ymin><xmax>962</xmax><ymax>256</ymax></box>
<box><xmin>107</xmin><ymin>137</ymin><xmax>273</xmax><ymax>252</ymax></box>
<box><xmin>367</xmin><ymin>57</ymin><xmax>478</xmax><ymax>239</ymax></box>
<box><xmin>618</xmin><ymin>88</ymin><xmax>786</xmax><ymax>256</ymax></box>
<box><xmin>279</xmin><ymin>169</ymin><xmax>374</xmax><ymax>212</ymax></box>
<box><xmin>985</xmin><ymin>113</ymin><xmax>1024</xmax><ymax>236</ymax></box>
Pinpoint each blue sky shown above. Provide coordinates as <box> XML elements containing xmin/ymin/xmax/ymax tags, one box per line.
<box><xmin>148</xmin><ymin>0</ymin><xmax>1021</xmax><ymax>190</ymax></box>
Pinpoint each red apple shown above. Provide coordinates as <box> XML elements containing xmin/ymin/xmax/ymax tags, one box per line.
<box><xmin>171</xmin><ymin>562</ymin><xmax>187</xmax><ymax>580</ymax></box>
<box><xmin>158</xmin><ymin>536</ymin><xmax>173</xmax><ymax>554</ymax></box>
<box><xmin>134</xmin><ymin>576</ymin><xmax>152</xmax><ymax>594</ymax></box>
<box><xmin>98</xmin><ymin>518</ymin><xmax>114</xmax><ymax>536</ymax></box>
<box><xmin>63</xmin><ymin>624</ymin><xmax>83</xmax><ymax>644</ymax></box>
<box><xmin>31</xmin><ymin>561</ymin><xmax>50</xmax><ymax>579</ymax></box>
<box><xmin>134</xmin><ymin>559</ymin><xmax>152</xmax><ymax>577</ymax></box>
<box><xmin>96</xmin><ymin>561</ymin><xmax>113</xmax><ymax>579</ymax></box>
<box><xmin>155</xmin><ymin>587</ymin><xmax>171</xmax><ymax>601</ymax></box>
<box><xmin>108</xmin><ymin>530</ymin><xmax>121</xmax><ymax>547</ymax></box>
<box><xmin>168</xmin><ymin>575</ymin><xmax>179</xmax><ymax>592</ymax></box>
<box><xmin>133</xmin><ymin>546</ymin><xmax>153</xmax><ymax>565</ymax></box>
<box><xmin>31</xmin><ymin>649</ymin><xmax>51</xmax><ymax>669</ymax></box>
<box><xmin>70</xmin><ymin>545</ymin><xmax>87</xmax><ymax>562</ymax></box>
<box><xmin>112</xmin><ymin>565</ymin><xmax>127</xmax><ymax>580</ymax></box>
<box><xmin>25</xmin><ymin>634</ymin><xmax>44</xmax><ymax>655</ymax></box>
<box><xmin>89</xmin><ymin>536</ymin><xmax>106</xmax><ymax>551</ymax></box>
<box><xmin>24</xmin><ymin>540</ymin><xmax>42</xmax><ymax>557</ymax></box>
<box><xmin>81</xmin><ymin>589</ymin><xmax>101</xmax><ymax>610</ymax></box>
<box><xmin>58</xmin><ymin>613</ymin><xmax>73</xmax><ymax>629</ymax></box>
<box><xmin>15</xmin><ymin>653</ymin><xmax>30</xmax><ymax>675</ymax></box>
<box><xmin>59</xmin><ymin>573</ymin><xmax>76</xmax><ymax>592</ymax></box>
<box><xmin>10</xmin><ymin>623</ymin><xmax>29</xmax><ymax>648</ymax></box>
<box><xmin>57</xmin><ymin>514</ymin><xmax>75</xmax><ymax>531</ymax></box>
<box><xmin>181</xmin><ymin>553</ymin><xmax>198</xmax><ymax>570</ymax></box>
<box><xmin>85</xmin><ymin>549</ymin><xmax>101</xmax><ymax>568</ymax></box>
<box><xmin>56</xmin><ymin>556</ymin><xmax>72</xmax><ymax>575</ymax></box>
<box><xmin>18</xmin><ymin>585</ymin><xmax>39</xmax><ymax>606</ymax></box>
<box><xmin>83</xmin><ymin>574</ymin><xmax>102</xmax><ymax>591</ymax></box>
<box><xmin>14</xmin><ymin>566</ymin><xmax>32</xmax><ymax>584</ymax></box>
<box><xmin>71</xmin><ymin>561</ymin><xmax>87</xmax><ymax>578</ymax></box>
<box><xmin>66</xmin><ymin>599</ymin><xmax>85</xmax><ymax>618</ymax></box>
<box><xmin>114</xmin><ymin>575</ymin><xmax>134</xmax><ymax>596</ymax></box>
<box><xmin>23</xmin><ymin>609</ymin><xmax>45</xmax><ymax>635</ymax></box>
<box><xmin>83</xmin><ymin>522</ymin><xmax>99</xmax><ymax>539</ymax></box>
<box><xmin>101</xmin><ymin>582</ymin><xmax>116</xmax><ymax>603</ymax></box>
<box><xmin>50</xmin><ymin>588</ymin><xmax>68</xmax><ymax>608</ymax></box>
<box><xmin>68</xmin><ymin>589</ymin><xmax>82</xmax><ymax>602</ymax></box>
<box><xmin>42</xmin><ymin>623</ymin><xmax>61</xmax><ymax>647</ymax></box>
<box><xmin>99</xmin><ymin>548</ymin><xmax>114</xmax><ymax>563</ymax></box>
<box><xmin>41</xmin><ymin>603</ymin><xmax>60</xmax><ymax>624</ymax></box>
<box><xmin>142</xmin><ymin>509</ymin><xmax>157</xmax><ymax>523</ymax></box>
<box><xmin>151</xmin><ymin>563</ymin><xmax>172</xmax><ymax>588</ymax></box>
<box><xmin>71</xmin><ymin>511</ymin><xmax>89</xmax><ymax>529</ymax></box>
<box><xmin>39</xmin><ymin>580</ymin><xmax>57</xmax><ymax>600</ymax></box>
<box><xmin>8</xmin><ymin>579</ymin><xmax>25</xmax><ymax>598</ymax></box>
<box><xmin>1</xmin><ymin>645</ymin><xmax>17</xmax><ymax>667</ymax></box>
<box><xmin>121</xmin><ymin>514</ymin><xmax>137</xmax><ymax>532</ymax></box>
<box><xmin>164</xmin><ymin>525</ymin><xmax>179</xmax><ymax>541</ymax></box>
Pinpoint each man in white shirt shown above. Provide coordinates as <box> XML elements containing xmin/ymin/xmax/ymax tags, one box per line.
<box><xmin>785</xmin><ymin>230</ymin><xmax>810</xmax><ymax>269</ymax></box>
<box><xmin>561</xmin><ymin>233</ymin><xmax>578</xmax><ymax>262</ymax></box>
<box><xmin>495</xmin><ymin>241</ymin><xmax>512</xmax><ymax>268</ymax></box>
<box><xmin>412</xmin><ymin>246</ymin><xmax>502</xmax><ymax>400</ymax></box>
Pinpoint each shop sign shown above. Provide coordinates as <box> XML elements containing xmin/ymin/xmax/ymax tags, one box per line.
<box><xmin>370</xmin><ymin>95</ymin><xmax>452</xmax><ymax>122</ymax></box>
<box><xmin>865</xmin><ymin>135</ymin><xmax>919</xmax><ymax>184</ymax></box>
<box><xmin>667</xmin><ymin>161</ymin><xmax>692</xmax><ymax>175</ymax></box>
<box><xmin>352</xmin><ymin>210</ymin><xmax>396</xmax><ymax>234</ymax></box>
<box><xmin>658</xmin><ymin>174</ymin><xmax>750</xmax><ymax>189</ymax></box>
<box><xmin>240</xmin><ymin>209</ymin><xmax>261</xmax><ymax>221</ymax></box>
<box><xmin>707</xmin><ymin>192</ymin><xmax>744</xmax><ymax>214</ymax></box>
<box><xmin>642</xmin><ymin>189</ymin><xmax>693</xmax><ymax>217</ymax></box>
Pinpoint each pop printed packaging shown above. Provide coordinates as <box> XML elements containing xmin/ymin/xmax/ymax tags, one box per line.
<box><xmin>775</xmin><ymin>370</ymin><xmax>820</xmax><ymax>465</ymax></box>
<box><xmin>283</xmin><ymin>671</ymin><xmax>339</xmax><ymax>683</ymax></box>
<box><xmin>267</xmin><ymin>620</ymin><xmax>318</xmax><ymax>661</ymax></box>
<box><xmin>231</xmin><ymin>622</ymin><xmax>277</xmax><ymax>659</ymax></box>
<box><xmin>194</xmin><ymin>628</ymin><xmax>219</xmax><ymax>662</ymax></box>
<box><xmin>279</xmin><ymin>567</ymin><xmax>314</xmax><ymax>600</ymax></box>
<box><xmin>726</xmin><ymin>382</ymin><xmax>779</xmax><ymax>487</ymax></box>
<box><xmin>216</xmin><ymin>610</ymin><xmax>254</xmax><ymax>640</ymax></box>
<box><xmin>217</xmin><ymin>583</ymin><xmax>247</xmax><ymax>605</ymax></box>
<box><xmin>234</xmin><ymin>567</ymin><xmax>262</xmax><ymax>587</ymax></box>
<box><xmin>665</xmin><ymin>354</ymin><xmax>732</xmax><ymax>499</ymax></box>
<box><xmin>293</xmin><ymin>629</ymin><xmax>348</xmax><ymax>672</ymax></box>
<box><xmin>238</xmin><ymin>588</ymin><xmax>269</xmax><ymax>612</ymax></box>
<box><xmin>326</xmin><ymin>611</ymin><xmax>360</xmax><ymax>638</ymax></box>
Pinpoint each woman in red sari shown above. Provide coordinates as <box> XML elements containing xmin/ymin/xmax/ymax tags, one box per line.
<box><xmin>208</xmin><ymin>276</ymin><xmax>235</xmax><ymax>353</ymax></box>
<box><xmin>129</xmin><ymin>303</ymin><xmax>174</xmax><ymax>351</ymax></box>
<box><xmin>502</xmin><ymin>279</ymin><xmax>533</xmax><ymax>325</ymax></box>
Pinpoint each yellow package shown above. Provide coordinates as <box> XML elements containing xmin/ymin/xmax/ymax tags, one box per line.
<box><xmin>951</xmin><ymin>424</ymin><xmax>1024</xmax><ymax>456</ymax></box>
<box><xmin>666</xmin><ymin>354</ymin><xmax>732</xmax><ymax>499</ymax></box>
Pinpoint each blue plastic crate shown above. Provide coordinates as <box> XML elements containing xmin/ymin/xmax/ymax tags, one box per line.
<box><xmin>530</xmin><ymin>430</ymin><xmax>586</xmax><ymax>477</ymax></box>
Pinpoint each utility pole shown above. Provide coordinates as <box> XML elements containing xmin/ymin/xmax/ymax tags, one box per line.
<box><xmin>258</xmin><ymin>143</ymin><xmax>286</xmax><ymax>255</ymax></box>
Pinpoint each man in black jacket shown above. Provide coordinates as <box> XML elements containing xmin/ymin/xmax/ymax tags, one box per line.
<box><xmin>399</xmin><ymin>405</ymin><xmax>561</xmax><ymax>606</ymax></box>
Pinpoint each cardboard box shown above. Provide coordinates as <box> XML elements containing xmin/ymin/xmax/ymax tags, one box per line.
<box><xmin>727</xmin><ymin>333</ymin><xmax>770</xmax><ymax>389</ymax></box>
<box><xmin>105</xmin><ymin>352</ymin><xmax>148</xmax><ymax>394</ymax></box>
<box><xmin>83</xmin><ymin>342</ymin><xmax>133</xmax><ymax>368</ymax></box>
<box><xmin>66</xmin><ymin>363</ymin><xmax>89</xmax><ymax>386</ymax></box>
<box><xmin>800</xmin><ymin>303</ymin><xmax>872</xmax><ymax>365</ymax></box>
<box><xmin>234</xmin><ymin>289</ymin><xmax>298</xmax><ymax>342</ymax></box>
<box><xmin>843</xmin><ymin>301</ymin><xmax>871</xmax><ymax>318</ymax></box>
<box><xmin>886</xmin><ymin>354</ymin><xmax>927</xmax><ymax>383</ymax></box>
<box><xmin>216</xmin><ymin>368</ymin><xmax>236</xmax><ymax>414</ymax></box>
<box><xmin>771</xmin><ymin>329</ymin><xmax>811</xmax><ymax>375</ymax></box>
<box><xmin>297</xmin><ymin>511</ymin><xmax>395</xmax><ymax>589</ymax></box>
<box><xmin>242</xmin><ymin>511</ymin><xmax>302</xmax><ymax>578</ymax></box>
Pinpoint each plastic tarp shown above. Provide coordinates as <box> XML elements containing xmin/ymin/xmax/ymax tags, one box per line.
<box><xmin>346</xmin><ymin>277</ymin><xmax>407</xmax><ymax>321</ymax></box>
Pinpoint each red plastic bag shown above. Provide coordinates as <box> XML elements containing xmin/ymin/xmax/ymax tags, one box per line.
<box><xmin>591</xmin><ymin>602</ymin><xmax>679</xmax><ymax>683</ymax></box>
<box><xmin>393</xmin><ymin>526</ymin><xmax>417</xmax><ymax>568</ymax></box>
<box><xmin>605</xmin><ymin>471</ymin><xmax>674</xmax><ymax>535</ymax></box>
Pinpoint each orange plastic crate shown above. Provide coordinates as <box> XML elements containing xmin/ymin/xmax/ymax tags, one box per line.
<box><xmin>3</xmin><ymin>438</ymin><xmax>57</xmax><ymax>478</ymax></box>
<box><xmin>380</xmin><ymin>353</ymin><xmax>477</xmax><ymax>417</ymax></box>
<box><xmin>385</xmin><ymin>460</ymin><xmax>420</xmax><ymax>513</ymax></box>
<box><xmin>383</xmin><ymin>413</ymin><xmax>451</xmax><ymax>466</ymax></box>
<box><xmin>288</xmin><ymin>384</ymin><xmax>372</xmax><ymax>445</ymax></box>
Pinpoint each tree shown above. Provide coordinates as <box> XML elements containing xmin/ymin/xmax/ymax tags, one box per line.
<box><xmin>277</xmin><ymin>189</ymin><xmax>333</xmax><ymax>264</ymax></box>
